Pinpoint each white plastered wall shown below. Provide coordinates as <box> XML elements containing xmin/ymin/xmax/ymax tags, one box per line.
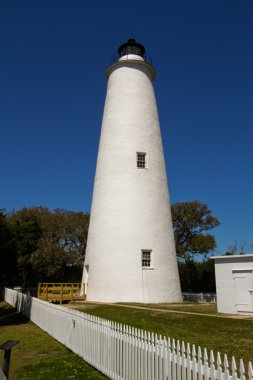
<box><xmin>82</xmin><ymin>56</ymin><xmax>182</xmax><ymax>303</ymax></box>
<box><xmin>213</xmin><ymin>255</ymin><xmax>253</xmax><ymax>315</ymax></box>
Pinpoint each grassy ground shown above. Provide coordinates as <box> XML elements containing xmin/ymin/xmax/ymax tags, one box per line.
<box><xmin>74</xmin><ymin>303</ymin><xmax>253</xmax><ymax>365</ymax></box>
<box><xmin>0</xmin><ymin>302</ymin><xmax>106</xmax><ymax>380</ymax></box>
<box><xmin>119</xmin><ymin>302</ymin><xmax>218</xmax><ymax>315</ymax></box>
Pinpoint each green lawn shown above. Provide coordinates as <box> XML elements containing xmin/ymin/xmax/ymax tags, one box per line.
<box><xmin>2</xmin><ymin>299</ymin><xmax>252</xmax><ymax>379</ymax></box>
<box><xmin>119</xmin><ymin>302</ymin><xmax>218</xmax><ymax>315</ymax></box>
<box><xmin>74</xmin><ymin>303</ymin><xmax>253</xmax><ymax>365</ymax></box>
<box><xmin>0</xmin><ymin>302</ymin><xmax>106</xmax><ymax>380</ymax></box>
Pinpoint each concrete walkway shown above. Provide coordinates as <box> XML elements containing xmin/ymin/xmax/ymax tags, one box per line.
<box><xmin>66</xmin><ymin>302</ymin><xmax>253</xmax><ymax>320</ymax></box>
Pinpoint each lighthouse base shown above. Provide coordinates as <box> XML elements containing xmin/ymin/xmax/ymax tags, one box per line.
<box><xmin>83</xmin><ymin>266</ymin><xmax>183</xmax><ymax>304</ymax></box>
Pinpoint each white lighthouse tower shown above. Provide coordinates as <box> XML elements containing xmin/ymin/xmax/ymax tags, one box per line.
<box><xmin>82</xmin><ymin>39</ymin><xmax>182</xmax><ymax>303</ymax></box>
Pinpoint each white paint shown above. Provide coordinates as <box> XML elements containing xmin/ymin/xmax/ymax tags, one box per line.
<box><xmin>119</xmin><ymin>54</ymin><xmax>144</xmax><ymax>61</ymax></box>
<box><xmin>212</xmin><ymin>254</ymin><xmax>253</xmax><ymax>315</ymax></box>
<box><xmin>5</xmin><ymin>288</ymin><xmax>253</xmax><ymax>380</ymax></box>
<box><xmin>82</xmin><ymin>51</ymin><xmax>182</xmax><ymax>303</ymax></box>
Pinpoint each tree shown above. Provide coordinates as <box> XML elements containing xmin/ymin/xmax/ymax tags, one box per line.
<box><xmin>7</xmin><ymin>207</ymin><xmax>90</xmax><ymax>287</ymax></box>
<box><xmin>12</xmin><ymin>218</ymin><xmax>42</xmax><ymax>288</ymax></box>
<box><xmin>0</xmin><ymin>209</ymin><xmax>16</xmax><ymax>287</ymax></box>
<box><xmin>0</xmin><ymin>209</ymin><xmax>41</xmax><ymax>288</ymax></box>
<box><xmin>225</xmin><ymin>240</ymin><xmax>247</xmax><ymax>255</ymax></box>
<box><xmin>199</xmin><ymin>259</ymin><xmax>216</xmax><ymax>292</ymax></box>
<box><xmin>171</xmin><ymin>200</ymin><xmax>220</xmax><ymax>262</ymax></box>
<box><xmin>178</xmin><ymin>259</ymin><xmax>216</xmax><ymax>292</ymax></box>
<box><xmin>178</xmin><ymin>260</ymin><xmax>199</xmax><ymax>292</ymax></box>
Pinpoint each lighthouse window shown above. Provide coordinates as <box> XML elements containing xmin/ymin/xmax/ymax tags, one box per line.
<box><xmin>142</xmin><ymin>250</ymin><xmax>152</xmax><ymax>267</ymax></box>
<box><xmin>137</xmin><ymin>152</ymin><xmax>146</xmax><ymax>168</ymax></box>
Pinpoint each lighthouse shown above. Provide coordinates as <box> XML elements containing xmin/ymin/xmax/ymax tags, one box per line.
<box><xmin>82</xmin><ymin>39</ymin><xmax>182</xmax><ymax>303</ymax></box>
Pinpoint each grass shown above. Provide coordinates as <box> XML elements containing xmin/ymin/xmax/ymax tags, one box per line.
<box><xmin>118</xmin><ymin>302</ymin><xmax>218</xmax><ymax>315</ymax></box>
<box><xmin>74</xmin><ymin>303</ymin><xmax>253</xmax><ymax>365</ymax></box>
<box><xmin>0</xmin><ymin>302</ymin><xmax>106</xmax><ymax>380</ymax></box>
<box><xmin>2</xmin><ymin>299</ymin><xmax>252</xmax><ymax>378</ymax></box>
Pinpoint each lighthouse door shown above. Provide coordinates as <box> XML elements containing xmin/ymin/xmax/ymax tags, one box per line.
<box><xmin>83</xmin><ymin>265</ymin><xmax>89</xmax><ymax>295</ymax></box>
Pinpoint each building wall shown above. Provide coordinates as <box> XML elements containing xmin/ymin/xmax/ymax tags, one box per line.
<box><xmin>214</xmin><ymin>255</ymin><xmax>253</xmax><ymax>315</ymax></box>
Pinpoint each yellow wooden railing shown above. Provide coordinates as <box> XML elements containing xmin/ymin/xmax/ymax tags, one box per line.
<box><xmin>37</xmin><ymin>283</ymin><xmax>83</xmax><ymax>304</ymax></box>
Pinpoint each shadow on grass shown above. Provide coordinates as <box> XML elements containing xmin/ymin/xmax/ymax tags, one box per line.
<box><xmin>0</xmin><ymin>303</ymin><xmax>29</xmax><ymax>326</ymax></box>
<box><xmin>17</xmin><ymin>354</ymin><xmax>107</xmax><ymax>380</ymax></box>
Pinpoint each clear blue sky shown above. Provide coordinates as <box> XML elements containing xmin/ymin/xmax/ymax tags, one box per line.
<box><xmin>1</xmin><ymin>1</ymin><xmax>252</xmax><ymax>255</ymax></box>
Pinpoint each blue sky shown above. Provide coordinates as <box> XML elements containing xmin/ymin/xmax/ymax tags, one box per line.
<box><xmin>1</xmin><ymin>1</ymin><xmax>252</xmax><ymax>255</ymax></box>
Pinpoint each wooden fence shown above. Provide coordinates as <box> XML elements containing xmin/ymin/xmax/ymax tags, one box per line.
<box><xmin>4</xmin><ymin>288</ymin><xmax>253</xmax><ymax>380</ymax></box>
<box><xmin>37</xmin><ymin>283</ymin><xmax>82</xmax><ymax>303</ymax></box>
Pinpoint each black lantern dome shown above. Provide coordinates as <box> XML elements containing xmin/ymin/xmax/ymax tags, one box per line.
<box><xmin>118</xmin><ymin>38</ymin><xmax>146</xmax><ymax>58</ymax></box>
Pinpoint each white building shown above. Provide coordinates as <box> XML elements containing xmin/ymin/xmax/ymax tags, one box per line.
<box><xmin>81</xmin><ymin>39</ymin><xmax>182</xmax><ymax>303</ymax></box>
<box><xmin>213</xmin><ymin>254</ymin><xmax>253</xmax><ymax>315</ymax></box>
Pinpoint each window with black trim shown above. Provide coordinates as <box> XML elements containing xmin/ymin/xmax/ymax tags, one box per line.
<box><xmin>137</xmin><ymin>152</ymin><xmax>146</xmax><ymax>168</ymax></box>
<box><xmin>142</xmin><ymin>250</ymin><xmax>152</xmax><ymax>268</ymax></box>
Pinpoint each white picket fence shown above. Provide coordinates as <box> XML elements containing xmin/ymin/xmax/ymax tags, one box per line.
<box><xmin>182</xmin><ymin>293</ymin><xmax>217</xmax><ymax>303</ymax></box>
<box><xmin>4</xmin><ymin>288</ymin><xmax>253</xmax><ymax>380</ymax></box>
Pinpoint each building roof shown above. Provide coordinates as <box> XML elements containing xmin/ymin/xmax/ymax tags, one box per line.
<box><xmin>211</xmin><ymin>254</ymin><xmax>253</xmax><ymax>260</ymax></box>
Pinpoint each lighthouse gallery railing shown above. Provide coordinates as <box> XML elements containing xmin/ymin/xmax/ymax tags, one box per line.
<box><xmin>4</xmin><ymin>288</ymin><xmax>253</xmax><ymax>380</ymax></box>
